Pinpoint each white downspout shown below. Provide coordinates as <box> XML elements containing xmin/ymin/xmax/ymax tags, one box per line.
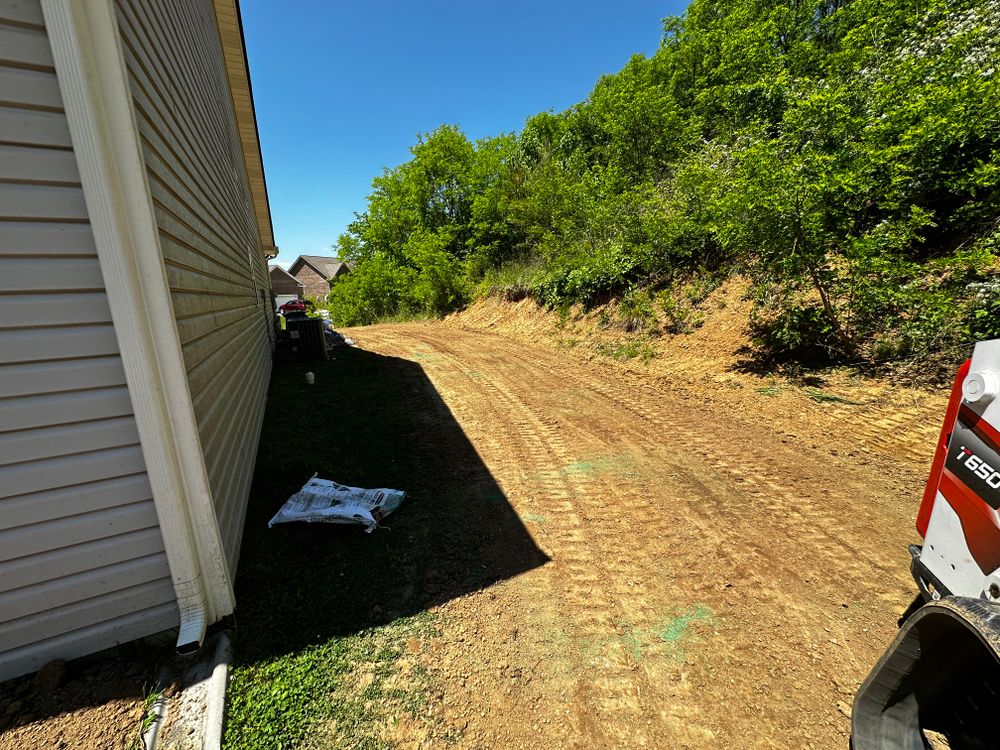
<box><xmin>41</xmin><ymin>0</ymin><xmax>234</xmax><ymax>651</ymax></box>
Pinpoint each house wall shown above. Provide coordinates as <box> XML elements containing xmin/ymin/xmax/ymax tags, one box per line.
<box><xmin>115</xmin><ymin>0</ymin><xmax>273</xmax><ymax>572</ymax></box>
<box><xmin>0</xmin><ymin>0</ymin><xmax>177</xmax><ymax>681</ymax></box>
<box><xmin>293</xmin><ymin>264</ymin><xmax>331</xmax><ymax>301</ymax></box>
<box><xmin>269</xmin><ymin>268</ymin><xmax>303</xmax><ymax>297</ymax></box>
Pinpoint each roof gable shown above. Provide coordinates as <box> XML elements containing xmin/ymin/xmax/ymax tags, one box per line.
<box><xmin>268</xmin><ymin>265</ymin><xmax>300</xmax><ymax>283</ymax></box>
<box><xmin>289</xmin><ymin>255</ymin><xmax>348</xmax><ymax>280</ymax></box>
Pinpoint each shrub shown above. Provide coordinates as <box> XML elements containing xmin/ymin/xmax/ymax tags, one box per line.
<box><xmin>618</xmin><ymin>289</ymin><xmax>657</xmax><ymax>333</ymax></box>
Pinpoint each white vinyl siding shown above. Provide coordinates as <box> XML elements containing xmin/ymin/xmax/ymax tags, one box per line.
<box><xmin>115</xmin><ymin>0</ymin><xmax>273</xmax><ymax>572</ymax></box>
<box><xmin>0</xmin><ymin>0</ymin><xmax>176</xmax><ymax>682</ymax></box>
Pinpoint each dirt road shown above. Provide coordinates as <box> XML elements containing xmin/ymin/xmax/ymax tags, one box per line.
<box><xmin>352</xmin><ymin>322</ymin><xmax>927</xmax><ymax>750</ymax></box>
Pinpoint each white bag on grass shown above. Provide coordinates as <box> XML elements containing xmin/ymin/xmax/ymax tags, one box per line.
<box><xmin>268</xmin><ymin>475</ymin><xmax>405</xmax><ymax>532</ymax></box>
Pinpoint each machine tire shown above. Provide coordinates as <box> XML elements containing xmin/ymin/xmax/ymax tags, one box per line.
<box><xmin>852</xmin><ymin>597</ymin><xmax>1000</xmax><ymax>750</ymax></box>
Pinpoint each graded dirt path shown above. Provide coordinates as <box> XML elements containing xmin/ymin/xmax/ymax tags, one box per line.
<box><xmin>352</xmin><ymin>322</ymin><xmax>927</xmax><ymax>750</ymax></box>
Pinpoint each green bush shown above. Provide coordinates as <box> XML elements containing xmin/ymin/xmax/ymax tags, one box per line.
<box><xmin>749</xmin><ymin>305</ymin><xmax>843</xmax><ymax>366</ymax></box>
<box><xmin>405</xmin><ymin>229</ymin><xmax>467</xmax><ymax>315</ymax></box>
<box><xmin>326</xmin><ymin>253</ymin><xmax>415</xmax><ymax>327</ymax></box>
<box><xmin>657</xmin><ymin>290</ymin><xmax>701</xmax><ymax>335</ymax></box>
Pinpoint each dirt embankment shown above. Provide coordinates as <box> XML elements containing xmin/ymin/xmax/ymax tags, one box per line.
<box><xmin>446</xmin><ymin>282</ymin><xmax>951</xmax><ymax>471</ymax></box>
<box><xmin>345</xmin><ymin>289</ymin><xmax>955</xmax><ymax>749</ymax></box>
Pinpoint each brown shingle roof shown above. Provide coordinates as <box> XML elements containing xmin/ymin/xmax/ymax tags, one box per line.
<box><xmin>289</xmin><ymin>255</ymin><xmax>349</xmax><ymax>280</ymax></box>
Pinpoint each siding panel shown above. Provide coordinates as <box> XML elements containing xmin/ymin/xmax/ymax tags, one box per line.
<box><xmin>0</xmin><ymin>325</ymin><xmax>121</xmax><ymax>364</ymax></box>
<box><xmin>0</xmin><ymin>182</ymin><xmax>89</xmax><ymax>220</ymax></box>
<box><xmin>0</xmin><ymin>527</ymin><xmax>166</xmax><ymax>592</ymax></box>
<box><xmin>0</xmin><ymin>4</ymin><xmax>177</xmax><ymax>682</ymax></box>
<box><xmin>0</xmin><ymin>256</ymin><xmax>105</xmax><ymax>291</ymax></box>
<box><xmin>0</xmin><ymin>0</ymin><xmax>45</xmax><ymax>27</ymax></box>
<box><xmin>0</xmin><ymin>105</ymin><xmax>72</xmax><ymax>147</ymax></box>
<box><xmin>0</xmin><ymin>65</ymin><xmax>61</xmax><ymax>109</ymax></box>
<box><xmin>0</xmin><ymin>501</ymin><xmax>159</xmax><ymax>562</ymax></box>
<box><xmin>0</xmin><ymin>22</ymin><xmax>54</xmax><ymax>69</ymax></box>
<box><xmin>0</xmin><ymin>291</ymin><xmax>113</xmax><ymax>328</ymax></box>
<box><xmin>0</xmin><ymin>220</ymin><xmax>96</xmax><ymax>255</ymax></box>
<box><xmin>1</xmin><ymin>473</ymin><xmax>153</xmax><ymax>529</ymax></box>
<box><xmin>0</xmin><ymin>356</ymin><xmax>127</xmax><ymax>399</ymax></box>
<box><xmin>117</xmin><ymin>0</ymin><xmax>273</xmax><ymax>573</ymax></box>
<box><xmin>0</xmin><ymin>602</ymin><xmax>178</xmax><ymax>683</ymax></box>
<box><xmin>0</xmin><ymin>446</ymin><xmax>148</xmax><ymax>505</ymax></box>
<box><xmin>0</xmin><ymin>415</ymin><xmax>140</xmax><ymax>464</ymax></box>
<box><xmin>0</xmin><ymin>143</ymin><xmax>80</xmax><ymax>183</ymax></box>
<box><xmin>0</xmin><ymin>573</ymin><xmax>175</xmax><ymax>650</ymax></box>
<box><xmin>174</xmin><ymin>303</ymin><xmax>258</xmax><ymax>348</ymax></box>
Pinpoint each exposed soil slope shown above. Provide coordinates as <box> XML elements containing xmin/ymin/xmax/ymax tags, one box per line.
<box><xmin>347</xmin><ymin>310</ymin><xmax>950</xmax><ymax>749</ymax></box>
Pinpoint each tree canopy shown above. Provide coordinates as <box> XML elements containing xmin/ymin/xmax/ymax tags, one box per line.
<box><xmin>329</xmin><ymin>0</ymin><xmax>1000</xmax><ymax>367</ymax></box>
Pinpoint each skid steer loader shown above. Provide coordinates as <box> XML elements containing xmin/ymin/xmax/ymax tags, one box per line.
<box><xmin>853</xmin><ymin>341</ymin><xmax>1000</xmax><ymax>749</ymax></box>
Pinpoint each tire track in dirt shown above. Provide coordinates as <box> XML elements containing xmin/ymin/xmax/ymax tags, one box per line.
<box><xmin>427</xmin><ymin>332</ymin><xmax>917</xmax><ymax>633</ymax></box>
<box><xmin>353</xmin><ymin>324</ymin><xmax>922</xmax><ymax>749</ymax></box>
<box><xmin>832</xmin><ymin>402</ymin><xmax>942</xmax><ymax>466</ymax></box>
<box><xmin>407</xmin><ymin>327</ymin><xmax>912</xmax><ymax>593</ymax></box>
<box><xmin>502</xmin><ymin>337</ymin><xmax>909</xmax><ymax>574</ymax></box>
<box><xmin>446</xmin><ymin>292</ymin><xmax>950</xmax><ymax>471</ymax></box>
<box><xmin>373</xmin><ymin>331</ymin><xmax>821</xmax><ymax>745</ymax></box>
<box><xmin>363</xmin><ymin>328</ymin><xmax>672</xmax><ymax>748</ymax></box>
<box><xmin>394</xmin><ymin>329</ymin><xmax>897</xmax><ymax>746</ymax></box>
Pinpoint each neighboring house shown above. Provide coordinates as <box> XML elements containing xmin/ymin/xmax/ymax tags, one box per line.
<box><xmin>269</xmin><ymin>265</ymin><xmax>305</xmax><ymax>308</ymax></box>
<box><xmin>0</xmin><ymin>0</ymin><xmax>277</xmax><ymax>680</ymax></box>
<box><xmin>288</xmin><ymin>255</ymin><xmax>351</xmax><ymax>301</ymax></box>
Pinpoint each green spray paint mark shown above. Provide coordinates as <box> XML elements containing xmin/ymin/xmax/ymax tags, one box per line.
<box><xmin>653</xmin><ymin>605</ymin><xmax>714</xmax><ymax>643</ymax></box>
<box><xmin>612</xmin><ymin>605</ymin><xmax>714</xmax><ymax>664</ymax></box>
<box><xmin>521</xmin><ymin>513</ymin><xmax>547</xmax><ymax>524</ymax></box>
<box><xmin>579</xmin><ymin>636</ymin><xmax>605</xmax><ymax>667</ymax></box>
<box><xmin>561</xmin><ymin>460</ymin><xmax>602</xmax><ymax>474</ymax></box>
<box><xmin>649</xmin><ymin>605</ymin><xmax>715</xmax><ymax>662</ymax></box>
<box><xmin>560</xmin><ymin>452</ymin><xmax>633</xmax><ymax>476</ymax></box>
<box><xmin>620</xmin><ymin>630</ymin><xmax>646</xmax><ymax>663</ymax></box>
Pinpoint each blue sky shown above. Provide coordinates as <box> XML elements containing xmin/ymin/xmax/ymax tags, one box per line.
<box><xmin>241</xmin><ymin>1</ymin><xmax>687</xmax><ymax>265</ymax></box>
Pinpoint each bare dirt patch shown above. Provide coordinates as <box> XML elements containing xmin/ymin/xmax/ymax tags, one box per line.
<box><xmin>0</xmin><ymin>654</ymin><xmax>154</xmax><ymax>750</ymax></box>
<box><xmin>343</xmin><ymin>313</ymin><xmax>943</xmax><ymax>749</ymax></box>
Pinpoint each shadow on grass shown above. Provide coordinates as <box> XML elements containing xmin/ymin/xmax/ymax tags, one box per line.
<box><xmin>231</xmin><ymin>345</ymin><xmax>549</xmax><ymax>666</ymax></box>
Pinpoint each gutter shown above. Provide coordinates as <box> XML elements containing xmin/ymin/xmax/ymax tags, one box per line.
<box><xmin>212</xmin><ymin>0</ymin><xmax>276</xmax><ymax>254</ymax></box>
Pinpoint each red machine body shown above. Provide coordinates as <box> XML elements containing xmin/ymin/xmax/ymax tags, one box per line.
<box><xmin>916</xmin><ymin>359</ymin><xmax>970</xmax><ymax>538</ymax></box>
<box><xmin>915</xmin><ymin>353</ymin><xmax>1000</xmax><ymax>599</ymax></box>
<box><xmin>853</xmin><ymin>349</ymin><xmax>1000</xmax><ymax>750</ymax></box>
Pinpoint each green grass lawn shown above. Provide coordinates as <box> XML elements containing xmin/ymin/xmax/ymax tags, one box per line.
<box><xmin>224</xmin><ymin>347</ymin><xmax>546</xmax><ymax>749</ymax></box>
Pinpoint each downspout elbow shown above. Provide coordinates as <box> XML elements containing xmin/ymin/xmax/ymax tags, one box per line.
<box><xmin>174</xmin><ymin>576</ymin><xmax>209</xmax><ymax>654</ymax></box>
